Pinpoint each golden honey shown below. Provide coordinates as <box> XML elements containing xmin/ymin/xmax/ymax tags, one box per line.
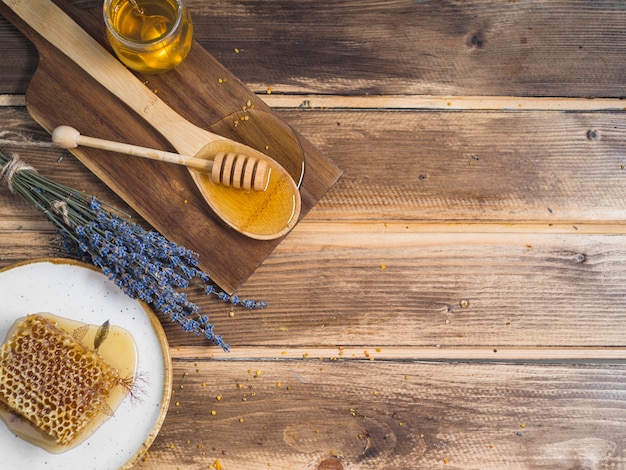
<box><xmin>104</xmin><ymin>0</ymin><xmax>193</xmax><ymax>73</ymax></box>
<box><xmin>0</xmin><ymin>313</ymin><xmax>137</xmax><ymax>453</ymax></box>
<box><xmin>198</xmin><ymin>162</ymin><xmax>298</xmax><ymax>239</ymax></box>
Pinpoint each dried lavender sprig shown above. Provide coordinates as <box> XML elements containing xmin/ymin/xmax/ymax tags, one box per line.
<box><xmin>1</xmin><ymin>149</ymin><xmax>268</xmax><ymax>351</ymax></box>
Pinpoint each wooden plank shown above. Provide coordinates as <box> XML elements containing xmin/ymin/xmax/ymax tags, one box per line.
<box><xmin>9</xmin><ymin>206</ymin><xmax>626</xmax><ymax>351</ymax></box>
<box><xmin>0</xmin><ymin>95</ymin><xmax>25</xmax><ymax>106</ymax></box>
<box><xmin>5</xmin><ymin>92</ymin><xmax>626</xmax><ymax>111</ymax></box>
<box><xmin>5</xmin><ymin>106</ymin><xmax>626</xmax><ymax>226</ymax></box>
<box><xmin>171</xmin><ymin>345</ymin><xmax>626</xmax><ymax>363</ymax></box>
<box><xmin>0</xmin><ymin>16</ymin><xmax>37</xmax><ymax>93</ymax></box>
<box><xmin>263</xmin><ymin>94</ymin><xmax>626</xmax><ymax>112</ymax></box>
<box><xmin>0</xmin><ymin>232</ymin><xmax>64</xmax><ymax>265</ymax></box>
<box><xmin>197</xmin><ymin>0</ymin><xmax>626</xmax><ymax>98</ymax></box>
<box><xmin>5</xmin><ymin>1</ymin><xmax>626</xmax><ymax>97</ymax></box>
<box><xmin>131</xmin><ymin>359</ymin><xmax>626</xmax><ymax>469</ymax></box>
<box><xmin>282</xmin><ymin>109</ymin><xmax>626</xmax><ymax>223</ymax></box>
<box><xmin>153</xmin><ymin>229</ymin><xmax>626</xmax><ymax>348</ymax></box>
<box><xmin>173</xmin><ymin>345</ymin><xmax>626</xmax><ymax>362</ymax></box>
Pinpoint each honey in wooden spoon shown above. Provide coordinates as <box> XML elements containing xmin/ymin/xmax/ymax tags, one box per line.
<box><xmin>195</xmin><ymin>142</ymin><xmax>299</xmax><ymax>239</ymax></box>
<box><xmin>52</xmin><ymin>126</ymin><xmax>301</xmax><ymax>240</ymax></box>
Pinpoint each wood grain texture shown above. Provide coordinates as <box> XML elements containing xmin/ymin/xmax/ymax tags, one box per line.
<box><xmin>3</xmin><ymin>1</ymin><xmax>626</xmax><ymax>468</ymax></box>
<box><xmin>5</xmin><ymin>0</ymin><xmax>626</xmax><ymax>97</ymax></box>
<box><xmin>196</xmin><ymin>0</ymin><xmax>626</xmax><ymax>97</ymax></box>
<box><xmin>263</xmin><ymin>94</ymin><xmax>626</xmax><ymax>112</ymax></box>
<box><xmin>282</xmin><ymin>110</ymin><xmax>626</xmax><ymax>223</ymax></box>
<box><xmin>5</xmin><ymin>106</ymin><xmax>626</xmax><ymax>226</ymax></box>
<box><xmin>156</xmin><ymin>229</ymin><xmax>626</xmax><ymax>348</ymax></box>
<box><xmin>0</xmin><ymin>16</ymin><xmax>37</xmax><ymax>93</ymax></box>
<box><xmin>131</xmin><ymin>359</ymin><xmax>626</xmax><ymax>470</ymax></box>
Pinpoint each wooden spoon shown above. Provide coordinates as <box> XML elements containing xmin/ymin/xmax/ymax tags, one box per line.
<box><xmin>5</xmin><ymin>0</ymin><xmax>301</xmax><ymax>240</ymax></box>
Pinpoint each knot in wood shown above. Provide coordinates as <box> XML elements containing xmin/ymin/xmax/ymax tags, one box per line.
<box><xmin>467</xmin><ymin>33</ymin><xmax>485</xmax><ymax>48</ymax></box>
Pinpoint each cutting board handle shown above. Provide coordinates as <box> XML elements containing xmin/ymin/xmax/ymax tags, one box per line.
<box><xmin>2</xmin><ymin>0</ymin><xmax>223</xmax><ymax>153</ymax></box>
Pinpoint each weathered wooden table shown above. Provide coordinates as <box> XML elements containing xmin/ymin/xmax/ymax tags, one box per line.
<box><xmin>3</xmin><ymin>1</ymin><xmax>626</xmax><ymax>468</ymax></box>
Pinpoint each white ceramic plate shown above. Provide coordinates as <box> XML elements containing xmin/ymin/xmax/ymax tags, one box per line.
<box><xmin>0</xmin><ymin>258</ymin><xmax>172</xmax><ymax>469</ymax></box>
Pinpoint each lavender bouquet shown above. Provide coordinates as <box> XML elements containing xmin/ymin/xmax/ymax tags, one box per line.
<box><xmin>0</xmin><ymin>147</ymin><xmax>266</xmax><ymax>351</ymax></box>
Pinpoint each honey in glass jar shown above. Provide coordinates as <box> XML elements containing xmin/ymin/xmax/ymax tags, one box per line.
<box><xmin>104</xmin><ymin>0</ymin><xmax>193</xmax><ymax>73</ymax></box>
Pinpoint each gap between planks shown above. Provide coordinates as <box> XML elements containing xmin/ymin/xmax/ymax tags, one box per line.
<box><xmin>171</xmin><ymin>346</ymin><xmax>626</xmax><ymax>363</ymax></box>
<box><xmin>3</xmin><ymin>94</ymin><xmax>626</xmax><ymax>111</ymax></box>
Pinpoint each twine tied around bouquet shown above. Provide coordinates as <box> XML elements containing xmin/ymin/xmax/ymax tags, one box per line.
<box><xmin>0</xmin><ymin>151</ymin><xmax>35</xmax><ymax>193</ymax></box>
<box><xmin>1</xmin><ymin>130</ymin><xmax>71</xmax><ymax>223</ymax></box>
<box><xmin>0</xmin><ymin>130</ymin><xmax>56</xmax><ymax>193</ymax></box>
<box><xmin>51</xmin><ymin>200</ymin><xmax>71</xmax><ymax>226</ymax></box>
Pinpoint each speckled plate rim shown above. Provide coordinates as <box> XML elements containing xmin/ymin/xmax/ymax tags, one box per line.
<box><xmin>0</xmin><ymin>257</ymin><xmax>172</xmax><ymax>470</ymax></box>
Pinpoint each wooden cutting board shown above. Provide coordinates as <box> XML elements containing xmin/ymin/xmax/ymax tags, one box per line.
<box><xmin>0</xmin><ymin>0</ymin><xmax>341</xmax><ymax>294</ymax></box>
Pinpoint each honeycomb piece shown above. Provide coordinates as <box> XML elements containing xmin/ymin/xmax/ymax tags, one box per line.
<box><xmin>0</xmin><ymin>314</ymin><xmax>123</xmax><ymax>446</ymax></box>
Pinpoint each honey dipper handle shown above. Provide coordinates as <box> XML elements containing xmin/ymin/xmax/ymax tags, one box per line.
<box><xmin>52</xmin><ymin>126</ymin><xmax>214</xmax><ymax>172</ymax></box>
<box><xmin>4</xmin><ymin>0</ymin><xmax>225</xmax><ymax>157</ymax></box>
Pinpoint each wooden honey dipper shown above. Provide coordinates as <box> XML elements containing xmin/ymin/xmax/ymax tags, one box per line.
<box><xmin>52</xmin><ymin>126</ymin><xmax>270</xmax><ymax>191</ymax></box>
